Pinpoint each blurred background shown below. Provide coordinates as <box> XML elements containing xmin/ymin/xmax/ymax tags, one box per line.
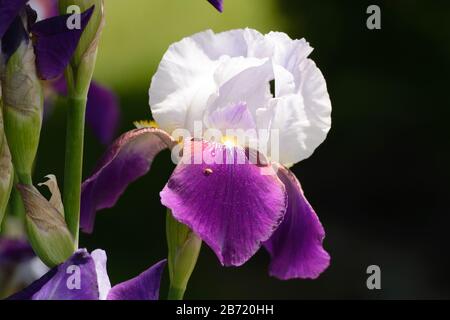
<box><xmin>35</xmin><ymin>0</ymin><xmax>450</xmax><ymax>299</ymax></box>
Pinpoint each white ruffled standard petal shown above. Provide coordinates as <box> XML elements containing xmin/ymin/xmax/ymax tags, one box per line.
<box><xmin>261</xmin><ymin>32</ymin><xmax>331</xmax><ymax>164</ymax></box>
<box><xmin>149</xmin><ymin>36</ymin><xmax>218</xmax><ymax>134</ymax></box>
<box><xmin>149</xmin><ymin>29</ymin><xmax>266</xmax><ymax>135</ymax></box>
<box><xmin>149</xmin><ymin>28</ymin><xmax>331</xmax><ymax>165</ymax></box>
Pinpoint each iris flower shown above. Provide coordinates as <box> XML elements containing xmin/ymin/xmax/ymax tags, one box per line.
<box><xmin>80</xmin><ymin>29</ymin><xmax>332</xmax><ymax>280</ymax></box>
<box><xmin>7</xmin><ymin>248</ymin><xmax>166</xmax><ymax>300</ymax></box>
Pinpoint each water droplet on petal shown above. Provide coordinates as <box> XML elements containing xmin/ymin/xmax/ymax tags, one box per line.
<box><xmin>203</xmin><ymin>168</ymin><xmax>213</xmax><ymax>176</ymax></box>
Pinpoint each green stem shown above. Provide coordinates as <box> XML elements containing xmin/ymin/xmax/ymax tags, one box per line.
<box><xmin>166</xmin><ymin>211</ymin><xmax>202</xmax><ymax>300</ymax></box>
<box><xmin>168</xmin><ymin>286</ymin><xmax>187</xmax><ymax>300</ymax></box>
<box><xmin>63</xmin><ymin>96</ymin><xmax>87</xmax><ymax>249</ymax></box>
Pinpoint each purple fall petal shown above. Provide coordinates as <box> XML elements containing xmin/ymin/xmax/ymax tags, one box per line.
<box><xmin>207</xmin><ymin>0</ymin><xmax>223</xmax><ymax>12</ymax></box>
<box><xmin>0</xmin><ymin>0</ymin><xmax>29</xmax><ymax>38</ymax></box>
<box><xmin>264</xmin><ymin>166</ymin><xmax>330</xmax><ymax>280</ymax></box>
<box><xmin>31</xmin><ymin>6</ymin><xmax>94</xmax><ymax>79</ymax></box>
<box><xmin>0</xmin><ymin>238</ymin><xmax>34</xmax><ymax>266</ymax></box>
<box><xmin>161</xmin><ymin>140</ymin><xmax>287</xmax><ymax>266</ymax></box>
<box><xmin>107</xmin><ymin>259</ymin><xmax>166</xmax><ymax>300</ymax></box>
<box><xmin>86</xmin><ymin>82</ymin><xmax>120</xmax><ymax>145</ymax></box>
<box><xmin>8</xmin><ymin>249</ymin><xmax>100</xmax><ymax>300</ymax></box>
<box><xmin>81</xmin><ymin>128</ymin><xmax>177</xmax><ymax>233</ymax></box>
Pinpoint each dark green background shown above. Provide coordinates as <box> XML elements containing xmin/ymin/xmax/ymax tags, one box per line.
<box><xmin>35</xmin><ymin>0</ymin><xmax>450</xmax><ymax>299</ymax></box>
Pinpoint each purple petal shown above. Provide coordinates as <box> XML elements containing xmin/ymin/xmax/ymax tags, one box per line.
<box><xmin>207</xmin><ymin>0</ymin><xmax>223</xmax><ymax>12</ymax></box>
<box><xmin>207</xmin><ymin>101</ymin><xmax>256</xmax><ymax>132</ymax></box>
<box><xmin>161</xmin><ymin>140</ymin><xmax>287</xmax><ymax>266</ymax></box>
<box><xmin>264</xmin><ymin>166</ymin><xmax>330</xmax><ymax>280</ymax></box>
<box><xmin>107</xmin><ymin>260</ymin><xmax>166</xmax><ymax>300</ymax></box>
<box><xmin>0</xmin><ymin>0</ymin><xmax>28</xmax><ymax>38</ymax></box>
<box><xmin>81</xmin><ymin>128</ymin><xmax>177</xmax><ymax>233</ymax></box>
<box><xmin>50</xmin><ymin>75</ymin><xmax>67</xmax><ymax>95</ymax></box>
<box><xmin>86</xmin><ymin>82</ymin><xmax>120</xmax><ymax>145</ymax></box>
<box><xmin>0</xmin><ymin>238</ymin><xmax>35</xmax><ymax>267</ymax></box>
<box><xmin>8</xmin><ymin>249</ymin><xmax>101</xmax><ymax>300</ymax></box>
<box><xmin>1</xmin><ymin>14</ymin><xmax>29</xmax><ymax>64</ymax></box>
<box><xmin>31</xmin><ymin>6</ymin><xmax>94</xmax><ymax>79</ymax></box>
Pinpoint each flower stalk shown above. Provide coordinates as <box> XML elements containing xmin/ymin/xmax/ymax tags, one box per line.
<box><xmin>63</xmin><ymin>96</ymin><xmax>87</xmax><ymax>247</ymax></box>
<box><xmin>59</xmin><ymin>0</ymin><xmax>105</xmax><ymax>246</ymax></box>
<box><xmin>166</xmin><ymin>210</ymin><xmax>202</xmax><ymax>300</ymax></box>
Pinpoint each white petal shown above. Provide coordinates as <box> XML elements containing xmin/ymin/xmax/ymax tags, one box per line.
<box><xmin>149</xmin><ymin>29</ymin><xmax>266</xmax><ymax>135</ymax></box>
<box><xmin>191</xmin><ymin>28</ymin><xmax>264</xmax><ymax>60</ymax></box>
<box><xmin>263</xmin><ymin>32</ymin><xmax>313</xmax><ymax>74</ymax></box>
<box><xmin>149</xmin><ymin>35</ymin><xmax>218</xmax><ymax>134</ymax></box>
<box><xmin>259</xmin><ymin>33</ymin><xmax>331</xmax><ymax>164</ymax></box>
<box><xmin>266</xmin><ymin>61</ymin><xmax>331</xmax><ymax>165</ymax></box>
<box><xmin>91</xmin><ymin>249</ymin><xmax>112</xmax><ymax>300</ymax></box>
<box><xmin>150</xmin><ymin>28</ymin><xmax>332</xmax><ymax>164</ymax></box>
<box><xmin>206</xmin><ymin>59</ymin><xmax>273</xmax><ymax>120</ymax></box>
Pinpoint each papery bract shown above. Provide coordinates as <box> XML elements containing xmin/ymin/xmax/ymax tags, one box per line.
<box><xmin>17</xmin><ymin>182</ymin><xmax>74</xmax><ymax>267</ymax></box>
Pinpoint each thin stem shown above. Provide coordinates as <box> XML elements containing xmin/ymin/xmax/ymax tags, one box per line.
<box><xmin>166</xmin><ymin>211</ymin><xmax>202</xmax><ymax>300</ymax></box>
<box><xmin>168</xmin><ymin>286</ymin><xmax>186</xmax><ymax>301</ymax></box>
<box><xmin>63</xmin><ymin>96</ymin><xmax>87</xmax><ymax>249</ymax></box>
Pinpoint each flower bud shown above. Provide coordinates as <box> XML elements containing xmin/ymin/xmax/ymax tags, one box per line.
<box><xmin>0</xmin><ymin>94</ymin><xmax>14</xmax><ymax>228</ymax></box>
<box><xmin>17</xmin><ymin>181</ymin><xmax>75</xmax><ymax>267</ymax></box>
<box><xmin>0</xmin><ymin>39</ymin><xmax>43</xmax><ymax>185</ymax></box>
<box><xmin>166</xmin><ymin>210</ymin><xmax>202</xmax><ymax>300</ymax></box>
<box><xmin>58</xmin><ymin>0</ymin><xmax>104</xmax><ymax>97</ymax></box>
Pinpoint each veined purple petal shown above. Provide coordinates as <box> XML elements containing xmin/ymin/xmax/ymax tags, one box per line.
<box><xmin>107</xmin><ymin>259</ymin><xmax>166</xmax><ymax>300</ymax></box>
<box><xmin>86</xmin><ymin>82</ymin><xmax>120</xmax><ymax>145</ymax></box>
<box><xmin>0</xmin><ymin>238</ymin><xmax>34</xmax><ymax>266</ymax></box>
<box><xmin>8</xmin><ymin>249</ymin><xmax>100</xmax><ymax>300</ymax></box>
<box><xmin>0</xmin><ymin>0</ymin><xmax>28</xmax><ymax>38</ymax></box>
<box><xmin>81</xmin><ymin>128</ymin><xmax>177</xmax><ymax>233</ymax></box>
<box><xmin>31</xmin><ymin>6</ymin><xmax>94</xmax><ymax>79</ymax></box>
<box><xmin>264</xmin><ymin>166</ymin><xmax>330</xmax><ymax>280</ymax></box>
<box><xmin>207</xmin><ymin>0</ymin><xmax>223</xmax><ymax>12</ymax></box>
<box><xmin>161</xmin><ymin>140</ymin><xmax>287</xmax><ymax>266</ymax></box>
